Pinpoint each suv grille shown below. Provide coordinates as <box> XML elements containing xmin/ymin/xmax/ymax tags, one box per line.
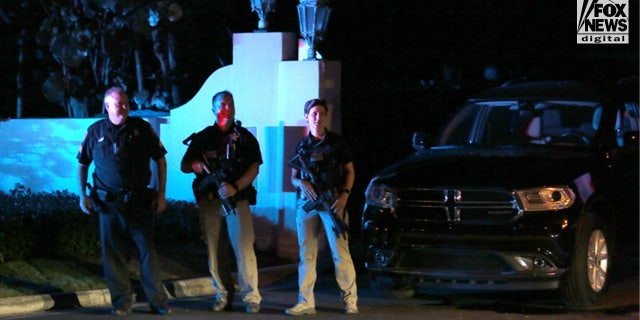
<box><xmin>396</xmin><ymin>188</ymin><xmax>520</xmax><ymax>223</ymax></box>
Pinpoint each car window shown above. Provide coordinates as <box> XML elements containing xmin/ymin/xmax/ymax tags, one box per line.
<box><xmin>616</xmin><ymin>102</ymin><xmax>639</xmax><ymax>147</ymax></box>
<box><xmin>437</xmin><ymin>100</ymin><xmax>602</xmax><ymax>147</ymax></box>
<box><xmin>437</xmin><ymin>104</ymin><xmax>478</xmax><ymax>145</ymax></box>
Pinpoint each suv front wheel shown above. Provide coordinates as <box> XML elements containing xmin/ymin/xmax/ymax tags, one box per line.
<box><xmin>561</xmin><ymin>211</ymin><xmax>611</xmax><ymax>308</ymax></box>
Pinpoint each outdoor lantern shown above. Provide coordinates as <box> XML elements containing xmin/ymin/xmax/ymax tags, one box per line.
<box><xmin>297</xmin><ymin>0</ymin><xmax>332</xmax><ymax>60</ymax></box>
<box><xmin>251</xmin><ymin>0</ymin><xmax>277</xmax><ymax>31</ymax></box>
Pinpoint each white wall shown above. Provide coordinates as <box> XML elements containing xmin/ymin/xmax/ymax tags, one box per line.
<box><xmin>0</xmin><ymin>32</ymin><xmax>342</xmax><ymax>260</ymax></box>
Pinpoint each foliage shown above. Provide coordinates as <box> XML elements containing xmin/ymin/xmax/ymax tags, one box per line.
<box><xmin>0</xmin><ymin>184</ymin><xmax>201</xmax><ymax>263</ymax></box>
<box><xmin>0</xmin><ymin>184</ymin><xmax>204</xmax><ymax>299</ymax></box>
<box><xmin>0</xmin><ymin>184</ymin><xmax>98</xmax><ymax>262</ymax></box>
<box><xmin>154</xmin><ymin>199</ymin><xmax>201</xmax><ymax>249</ymax></box>
<box><xmin>34</xmin><ymin>0</ymin><xmax>184</xmax><ymax>117</ymax></box>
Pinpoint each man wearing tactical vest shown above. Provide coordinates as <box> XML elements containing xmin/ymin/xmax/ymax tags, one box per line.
<box><xmin>180</xmin><ymin>90</ymin><xmax>262</xmax><ymax>314</ymax></box>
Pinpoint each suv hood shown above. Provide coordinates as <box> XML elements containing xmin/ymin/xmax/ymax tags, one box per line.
<box><xmin>374</xmin><ymin>146</ymin><xmax>593</xmax><ymax>189</ymax></box>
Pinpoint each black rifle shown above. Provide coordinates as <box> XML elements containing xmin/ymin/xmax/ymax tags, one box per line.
<box><xmin>184</xmin><ymin>133</ymin><xmax>237</xmax><ymax>215</ymax></box>
<box><xmin>288</xmin><ymin>154</ymin><xmax>348</xmax><ymax>239</ymax></box>
<box><xmin>196</xmin><ymin>159</ymin><xmax>237</xmax><ymax>216</ymax></box>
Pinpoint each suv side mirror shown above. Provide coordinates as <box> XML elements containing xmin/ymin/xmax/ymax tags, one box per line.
<box><xmin>412</xmin><ymin>131</ymin><xmax>432</xmax><ymax>151</ymax></box>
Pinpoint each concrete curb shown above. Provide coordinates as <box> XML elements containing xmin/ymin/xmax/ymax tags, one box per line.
<box><xmin>0</xmin><ymin>264</ymin><xmax>298</xmax><ymax>317</ymax></box>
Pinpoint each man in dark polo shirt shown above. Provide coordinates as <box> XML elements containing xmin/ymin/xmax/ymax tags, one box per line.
<box><xmin>77</xmin><ymin>87</ymin><xmax>170</xmax><ymax>316</ymax></box>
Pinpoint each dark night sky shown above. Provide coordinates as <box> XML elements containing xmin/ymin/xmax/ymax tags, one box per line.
<box><xmin>1</xmin><ymin>1</ymin><xmax>637</xmax><ymax>116</ymax></box>
<box><xmin>1</xmin><ymin>0</ymin><xmax>638</xmax><ymax>214</ymax></box>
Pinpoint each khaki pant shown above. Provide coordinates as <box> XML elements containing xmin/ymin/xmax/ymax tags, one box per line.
<box><xmin>294</xmin><ymin>199</ymin><xmax>358</xmax><ymax>307</ymax></box>
<box><xmin>198</xmin><ymin>198</ymin><xmax>261</xmax><ymax>305</ymax></box>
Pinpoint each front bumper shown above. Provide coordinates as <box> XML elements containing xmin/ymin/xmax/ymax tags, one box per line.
<box><xmin>366</xmin><ymin>246</ymin><xmax>567</xmax><ymax>291</ymax></box>
<box><xmin>362</xmin><ymin>206</ymin><xmax>578</xmax><ymax>291</ymax></box>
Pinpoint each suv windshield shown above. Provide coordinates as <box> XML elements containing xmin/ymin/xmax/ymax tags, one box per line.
<box><xmin>436</xmin><ymin>100</ymin><xmax>602</xmax><ymax>147</ymax></box>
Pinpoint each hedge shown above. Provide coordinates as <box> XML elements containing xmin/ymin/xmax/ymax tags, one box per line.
<box><xmin>0</xmin><ymin>184</ymin><xmax>201</xmax><ymax>263</ymax></box>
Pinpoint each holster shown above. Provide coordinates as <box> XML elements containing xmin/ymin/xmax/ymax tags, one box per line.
<box><xmin>118</xmin><ymin>188</ymin><xmax>157</xmax><ymax>213</ymax></box>
<box><xmin>91</xmin><ymin>187</ymin><xmax>156</xmax><ymax>217</ymax></box>
<box><xmin>89</xmin><ymin>187</ymin><xmax>109</xmax><ymax>213</ymax></box>
<box><xmin>239</xmin><ymin>186</ymin><xmax>258</xmax><ymax>205</ymax></box>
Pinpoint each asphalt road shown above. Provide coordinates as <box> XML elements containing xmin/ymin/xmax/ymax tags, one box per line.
<box><xmin>1</xmin><ymin>271</ymin><xmax>637</xmax><ymax>320</ymax></box>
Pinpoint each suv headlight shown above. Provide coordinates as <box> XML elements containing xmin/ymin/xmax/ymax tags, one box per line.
<box><xmin>515</xmin><ymin>187</ymin><xmax>575</xmax><ymax>211</ymax></box>
<box><xmin>365</xmin><ymin>181</ymin><xmax>396</xmax><ymax>209</ymax></box>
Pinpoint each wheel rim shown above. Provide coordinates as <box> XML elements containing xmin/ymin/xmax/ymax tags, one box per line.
<box><xmin>587</xmin><ymin>229</ymin><xmax>608</xmax><ymax>292</ymax></box>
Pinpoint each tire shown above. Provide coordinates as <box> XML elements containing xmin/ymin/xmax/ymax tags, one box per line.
<box><xmin>561</xmin><ymin>211</ymin><xmax>610</xmax><ymax>308</ymax></box>
<box><xmin>369</xmin><ymin>271</ymin><xmax>417</xmax><ymax>299</ymax></box>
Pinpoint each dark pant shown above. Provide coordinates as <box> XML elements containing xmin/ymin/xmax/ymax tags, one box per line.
<box><xmin>99</xmin><ymin>201</ymin><xmax>168</xmax><ymax>310</ymax></box>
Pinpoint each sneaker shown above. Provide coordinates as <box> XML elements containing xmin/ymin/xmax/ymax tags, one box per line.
<box><xmin>344</xmin><ymin>305</ymin><xmax>358</xmax><ymax>314</ymax></box>
<box><xmin>245</xmin><ymin>302</ymin><xmax>260</xmax><ymax>314</ymax></box>
<box><xmin>285</xmin><ymin>303</ymin><xmax>316</xmax><ymax>316</ymax></box>
<box><xmin>110</xmin><ymin>307</ymin><xmax>131</xmax><ymax>316</ymax></box>
<box><xmin>212</xmin><ymin>297</ymin><xmax>228</xmax><ymax>312</ymax></box>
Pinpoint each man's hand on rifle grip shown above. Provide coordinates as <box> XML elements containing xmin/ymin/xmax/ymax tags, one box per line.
<box><xmin>298</xmin><ymin>179</ymin><xmax>317</xmax><ymax>201</ymax></box>
<box><xmin>218</xmin><ymin>181</ymin><xmax>238</xmax><ymax>199</ymax></box>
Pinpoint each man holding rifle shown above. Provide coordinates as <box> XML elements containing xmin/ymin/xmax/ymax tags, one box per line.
<box><xmin>286</xmin><ymin>98</ymin><xmax>358</xmax><ymax>316</ymax></box>
<box><xmin>180</xmin><ymin>90</ymin><xmax>262</xmax><ymax>314</ymax></box>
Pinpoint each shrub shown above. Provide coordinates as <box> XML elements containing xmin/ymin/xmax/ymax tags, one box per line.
<box><xmin>0</xmin><ymin>185</ymin><xmax>100</xmax><ymax>262</ymax></box>
<box><xmin>155</xmin><ymin>200</ymin><xmax>202</xmax><ymax>249</ymax></box>
<box><xmin>0</xmin><ymin>184</ymin><xmax>201</xmax><ymax>263</ymax></box>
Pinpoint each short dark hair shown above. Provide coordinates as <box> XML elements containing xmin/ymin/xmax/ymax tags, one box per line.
<box><xmin>304</xmin><ymin>98</ymin><xmax>328</xmax><ymax>115</ymax></box>
<box><xmin>212</xmin><ymin>90</ymin><xmax>233</xmax><ymax>114</ymax></box>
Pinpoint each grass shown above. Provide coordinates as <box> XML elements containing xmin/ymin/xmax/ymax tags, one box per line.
<box><xmin>0</xmin><ymin>258</ymin><xmax>107</xmax><ymax>298</ymax></box>
<box><xmin>0</xmin><ymin>244</ymin><xmax>286</xmax><ymax>299</ymax></box>
<box><xmin>0</xmin><ymin>190</ymin><xmax>208</xmax><ymax>300</ymax></box>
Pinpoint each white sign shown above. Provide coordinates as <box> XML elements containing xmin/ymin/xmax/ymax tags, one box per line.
<box><xmin>577</xmin><ymin>0</ymin><xmax>629</xmax><ymax>44</ymax></box>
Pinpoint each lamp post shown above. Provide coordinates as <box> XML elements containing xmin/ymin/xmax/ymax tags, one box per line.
<box><xmin>297</xmin><ymin>0</ymin><xmax>332</xmax><ymax>60</ymax></box>
<box><xmin>251</xmin><ymin>0</ymin><xmax>277</xmax><ymax>31</ymax></box>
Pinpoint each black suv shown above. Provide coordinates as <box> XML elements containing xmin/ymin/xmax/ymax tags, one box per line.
<box><xmin>361</xmin><ymin>80</ymin><xmax>639</xmax><ymax>308</ymax></box>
